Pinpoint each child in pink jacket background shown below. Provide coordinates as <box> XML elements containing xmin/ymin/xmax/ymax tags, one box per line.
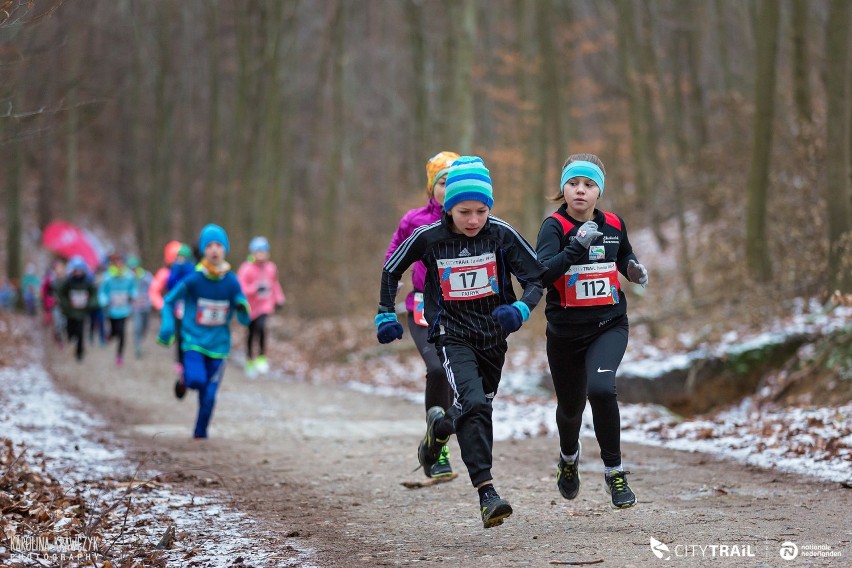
<box><xmin>237</xmin><ymin>236</ymin><xmax>285</xmax><ymax>378</ymax></box>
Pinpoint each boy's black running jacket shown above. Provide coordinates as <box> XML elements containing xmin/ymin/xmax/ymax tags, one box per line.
<box><xmin>380</xmin><ymin>214</ymin><xmax>545</xmax><ymax>350</ymax></box>
<box><xmin>536</xmin><ymin>205</ymin><xmax>638</xmax><ymax>334</ymax></box>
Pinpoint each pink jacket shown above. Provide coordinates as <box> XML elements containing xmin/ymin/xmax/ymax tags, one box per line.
<box><xmin>149</xmin><ymin>267</ymin><xmax>170</xmax><ymax>311</ymax></box>
<box><xmin>384</xmin><ymin>198</ymin><xmax>442</xmax><ymax>312</ymax></box>
<box><xmin>237</xmin><ymin>260</ymin><xmax>285</xmax><ymax>318</ymax></box>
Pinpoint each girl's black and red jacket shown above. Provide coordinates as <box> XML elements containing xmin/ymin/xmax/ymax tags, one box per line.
<box><xmin>536</xmin><ymin>205</ymin><xmax>639</xmax><ymax>334</ymax></box>
<box><xmin>380</xmin><ymin>213</ymin><xmax>546</xmax><ymax>350</ymax></box>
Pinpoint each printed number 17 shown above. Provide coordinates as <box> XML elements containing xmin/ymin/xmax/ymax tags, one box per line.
<box><xmin>460</xmin><ymin>271</ymin><xmax>477</xmax><ymax>288</ymax></box>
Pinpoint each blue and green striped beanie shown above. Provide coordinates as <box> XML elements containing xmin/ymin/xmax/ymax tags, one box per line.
<box><xmin>443</xmin><ymin>156</ymin><xmax>494</xmax><ymax>212</ymax></box>
<box><xmin>560</xmin><ymin>160</ymin><xmax>605</xmax><ymax>197</ymax></box>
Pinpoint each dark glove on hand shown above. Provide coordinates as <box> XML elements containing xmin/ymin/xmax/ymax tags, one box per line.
<box><xmin>492</xmin><ymin>304</ymin><xmax>523</xmax><ymax>333</ymax></box>
<box><xmin>377</xmin><ymin>321</ymin><xmax>404</xmax><ymax>344</ymax></box>
<box><xmin>375</xmin><ymin>311</ymin><xmax>404</xmax><ymax>343</ymax></box>
<box><xmin>627</xmin><ymin>259</ymin><xmax>648</xmax><ymax>288</ymax></box>
<box><xmin>574</xmin><ymin>221</ymin><xmax>603</xmax><ymax>248</ymax></box>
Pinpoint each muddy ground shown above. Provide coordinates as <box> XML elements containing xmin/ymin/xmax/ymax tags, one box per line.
<box><xmin>45</xmin><ymin>332</ymin><xmax>850</xmax><ymax>567</ymax></box>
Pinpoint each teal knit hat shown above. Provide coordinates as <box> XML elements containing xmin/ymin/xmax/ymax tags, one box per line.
<box><xmin>199</xmin><ymin>224</ymin><xmax>230</xmax><ymax>254</ymax></box>
<box><xmin>443</xmin><ymin>156</ymin><xmax>494</xmax><ymax>212</ymax></box>
<box><xmin>560</xmin><ymin>160</ymin><xmax>605</xmax><ymax>197</ymax></box>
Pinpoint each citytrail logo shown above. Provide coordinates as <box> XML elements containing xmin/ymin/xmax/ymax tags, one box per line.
<box><xmin>650</xmin><ymin>538</ymin><xmax>671</xmax><ymax>560</ymax></box>
<box><xmin>649</xmin><ymin>537</ymin><xmax>758</xmax><ymax>560</ymax></box>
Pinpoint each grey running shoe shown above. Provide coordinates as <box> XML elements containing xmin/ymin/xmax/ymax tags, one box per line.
<box><xmin>480</xmin><ymin>488</ymin><xmax>513</xmax><ymax>528</ymax></box>
<box><xmin>605</xmin><ymin>471</ymin><xmax>636</xmax><ymax>509</ymax></box>
<box><xmin>430</xmin><ymin>445</ymin><xmax>453</xmax><ymax>478</ymax></box>
<box><xmin>556</xmin><ymin>443</ymin><xmax>581</xmax><ymax>500</ymax></box>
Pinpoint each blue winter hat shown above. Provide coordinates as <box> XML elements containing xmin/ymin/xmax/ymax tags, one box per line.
<box><xmin>560</xmin><ymin>160</ymin><xmax>605</xmax><ymax>197</ymax></box>
<box><xmin>443</xmin><ymin>156</ymin><xmax>494</xmax><ymax>212</ymax></box>
<box><xmin>249</xmin><ymin>236</ymin><xmax>270</xmax><ymax>253</ymax></box>
<box><xmin>68</xmin><ymin>255</ymin><xmax>88</xmax><ymax>273</ymax></box>
<box><xmin>199</xmin><ymin>224</ymin><xmax>230</xmax><ymax>254</ymax></box>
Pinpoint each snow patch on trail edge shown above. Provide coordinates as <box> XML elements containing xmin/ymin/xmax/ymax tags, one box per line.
<box><xmin>0</xmin><ymin>363</ymin><xmax>317</xmax><ymax>567</ymax></box>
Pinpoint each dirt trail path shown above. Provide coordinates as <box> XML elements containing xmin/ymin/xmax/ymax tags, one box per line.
<box><xmin>46</xmin><ymin>336</ymin><xmax>850</xmax><ymax>567</ymax></box>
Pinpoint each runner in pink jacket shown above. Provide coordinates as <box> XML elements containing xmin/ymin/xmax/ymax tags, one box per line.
<box><xmin>237</xmin><ymin>236</ymin><xmax>285</xmax><ymax>378</ymax></box>
<box><xmin>383</xmin><ymin>150</ymin><xmax>459</xmax><ymax>479</ymax></box>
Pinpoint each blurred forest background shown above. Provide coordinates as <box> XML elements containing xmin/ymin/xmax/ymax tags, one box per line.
<box><xmin>1</xmin><ymin>0</ymin><xmax>850</xmax><ymax>322</ymax></box>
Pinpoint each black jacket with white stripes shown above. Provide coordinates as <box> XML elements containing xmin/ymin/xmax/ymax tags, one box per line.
<box><xmin>379</xmin><ymin>213</ymin><xmax>546</xmax><ymax>350</ymax></box>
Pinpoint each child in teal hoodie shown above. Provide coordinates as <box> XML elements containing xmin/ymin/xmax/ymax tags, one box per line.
<box><xmin>157</xmin><ymin>224</ymin><xmax>250</xmax><ymax>439</ymax></box>
<box><xmin>99</xmin><ymin>253</ymin><xmax>138</xmax><ymax>367</ymax></box>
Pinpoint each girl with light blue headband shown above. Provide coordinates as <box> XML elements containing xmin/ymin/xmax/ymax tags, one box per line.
<box><xmin>535</xmin><ymin>152</ymin><xmax>649</xmax><ymax>511</ymax></box>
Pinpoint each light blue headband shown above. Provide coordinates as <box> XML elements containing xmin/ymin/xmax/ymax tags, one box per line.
<box><xmin>560</xmin><ymin>160</ymin><xmax>605</xmax><ymax>197</ymax></box>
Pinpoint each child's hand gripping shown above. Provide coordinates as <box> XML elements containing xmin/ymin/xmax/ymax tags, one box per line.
<box><xmin>375</xmin><ymin>312</ymin><xmax>404</xmax><ymax>344</ymax></box>
<box><xmin>491</xmin><ymin>301</ymin><xmax>530</xmax><ymax>334</ymax></box>
<box><xmin>627</xmin><ymin>259</ymin><xmax>649</xmax><ymax>288</ymax></box>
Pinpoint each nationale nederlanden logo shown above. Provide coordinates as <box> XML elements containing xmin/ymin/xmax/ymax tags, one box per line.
<box><xmin>780</xmin><ymin>541</ymin><xmax>799</xmax><ymax>560</ymax></box>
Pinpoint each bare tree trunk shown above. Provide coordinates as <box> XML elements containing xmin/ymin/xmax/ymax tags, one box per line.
<box><xmin>148</xmin><ymin>3</ymin><xmax>176</xmax><ymax>252</ymax></box>
<box><xmin>536</xmin><ymin>0</ymin><xmax>565</xmax><ymax>168</ymax></box>
<box><xmin>204</xmin><ymin>1</ymin><xmax>221</xmax><ymax>226</ymax></box>
<box><xmin>64</xmin><ymin>35</ymin><xmax>79</xmax><ymax>221</ymax></box>
<box><xmin>616</xmin><ymin>0</ymin><xmax>649</xmax><ymax>209</ymax></box>
<box><xmin>791</xmin><ymin>0</ymin><xmax>812</xmax><ymax>125</ymax></box>
<box><xmin>323</xmin><ymin>0</ymin><xmax>346</xmax><ymax>293</ymax></box>
<box><xmin>713</xmin><ymin>0</ymin><xmax>734</xmax><ymax>94</ymax></box>
<box><xmin>5</xmin><ymin>93</ymin><xmax>23</xmax><ymax>302</ymax></box>
<box><xmin>824</xmin><ymin>0</ymin><xmax>851</xmax><ymax>293</ymax></box>
<box><xmin>745</xmin><ymin>0</ymin><xmax>780</xmax><ymax>283</ymax></box>
<box><xmin>406</xmin><ymin>0</ymin><xmax>428</xmax><ymax>166</ymax></box>
<box><xmin>516</xmin><ymin>0</ymin><xmax>545</xmax><ymax>238</ymax></box>
<box><xmin>637</xmin><ymin>2</ymin><xmax>668</xmax><ymax>249</ymax></box>
<box><xmin>682</xmin><ymin>3</ymin><xmax>707</xmax><ymax>150</ymax></box>
<box><xmin>449</xmin><ymin>0</ymin><xmax>475</xmax><ymax>152</ymax></box>
<box><xmin>257</xmin><ymin>0</ymin><xmax>288</xmax><ymax>242</ymax></box>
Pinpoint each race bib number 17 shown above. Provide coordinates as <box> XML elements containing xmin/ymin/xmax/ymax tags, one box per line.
<box><xmin>437</xmin><ymin>253</ymin><xmax>499</xmax><ymax>301</ymax></box>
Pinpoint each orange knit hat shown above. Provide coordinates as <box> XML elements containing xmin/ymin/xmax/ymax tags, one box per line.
<box><xmin>163</xmin><ymin>240</ymin><xmax>182</xmax><ymax>265</ymax></box>
<box><xmin>426</xmin><ymin>151</ymin><xmax>460</xmax><ymax>195</ymax></box>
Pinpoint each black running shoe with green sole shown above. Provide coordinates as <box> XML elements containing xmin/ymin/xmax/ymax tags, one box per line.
<box><xmin>480</xmin><ymin>490</ymin><xmax>513</xmax><ymax>528</ymax></box>
<box><xmin>417</xmin><ymin>406</ymin><xmax>447</xmax><ymax>477</ymax></box>
<box><xmin>605</xmin><ymin>471</ymin><xmax>636</xmax><ymax>509</ymax></box>
<box><xmin>430</xmin><ymin>445</ymin><xmax>453</xmax><ymax>478</ymax></box>
<box><xmin>556</xmin><ymin>442</ymin><xmax>581</xmax><ymax>500</ymax></box>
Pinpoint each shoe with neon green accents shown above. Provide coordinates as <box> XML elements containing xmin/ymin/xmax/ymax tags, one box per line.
<box><xmin>605</xmin><ymin>471</ymin><xmax>636</xmax><ymax>509</ymax></box>
<box><xmin>255</xmin><ymin>355</ymin><xmax>270</xmax><ymax>375</ymax></box>
<box><xmin>556</xmin><ymin>441</ymin><xmax>581</xmax><ymax>500</ymax></box>
<box><xmin>429</xmin><ymin>445</ymin><xmax>453</xmax><ymax>478</ymax></box>
<box><xmin>245</xmin><ymin>358</ymin><xmax>258</xmax><ymax>380</ymax></box>
<box><xmin>480</xmin><ymin>488</ymin><xmax>513</xmax><ymax>528</ymax></box>
<box><xmin>417</xmin><ymin>406</ymin><xmax>446</xmax><ymax>478</ymax></box>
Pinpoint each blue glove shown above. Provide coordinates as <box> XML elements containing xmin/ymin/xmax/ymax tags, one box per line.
<box><xmin>157</xmin><ymin>325</ymin><xmax>175</xmax><ymax>346</ymax></box>
<box><xmin>492</xmin><ymin>301</ymin><xmax>530</xmax><ymax>333</ymax></box>
<box><xmin>375</xmin><ymin>312</ymin><xmax>404</xmax><ymax>344</ymax></box>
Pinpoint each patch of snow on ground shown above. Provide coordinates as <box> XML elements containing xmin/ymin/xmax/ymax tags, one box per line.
<box><xmin>0</xmin><ymin>364</ymin><xmax>316</xmax><ymax>567</ymax></box>
<box><xmin>344</xmin><ymin>303</ymin><xmax>852</xmax><ymax>485</ymax></box>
